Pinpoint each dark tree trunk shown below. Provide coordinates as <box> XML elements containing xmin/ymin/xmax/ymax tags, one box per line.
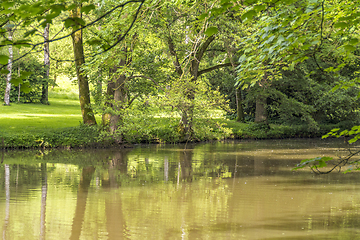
<box><xmin>71</xmin><ymin>6</ymin><xmax>97</xmax><ymax>125</ymax></box>
<box><xmin>236</xmin><ymin>87</ymin><xmax>244</xmax><ymax>122</ymax></box>
<box><xmin>255</xmin><ymin>94</ymin><xmax>267</xmax><ymax>123</ymax></box>
<box><xmin>109</xmin><ymin>71</ymin><xmax>127</xmax><ymax>134</ymax></box>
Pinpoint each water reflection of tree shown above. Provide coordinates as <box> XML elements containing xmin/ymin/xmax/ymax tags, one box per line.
<box><xmin>39</xmin><ymin>163</ymin><xmax>47</xmax><ymax>240</ymax></box>
<box><xmin>180</xmin><ymin>149</ymin><xmax>193</xmax><ymax>182</ymax></box>
<box><xmin>70</xmin><ymin>166</ymin><xmax>95</xmax><ymax>240</ymax></box>
<box><xmin>2</xmin><ymin>164</ymin><xmax>10</xmax><ymax>240</ymax></box>
<box><xmin>101</xmin><ymin>150</ymin><xmax>129</xmax><ymax>188</ymax></box>
<box><xmin>105</xmin><ymin>192</ymin><xmax>128</xmax><ymax>239</ymax></box>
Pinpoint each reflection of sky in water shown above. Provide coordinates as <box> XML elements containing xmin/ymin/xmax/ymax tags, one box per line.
<box><xmin>0</xmin><ymin>139</ymin><xmax>360</xmax><ymax>239</ymax></box>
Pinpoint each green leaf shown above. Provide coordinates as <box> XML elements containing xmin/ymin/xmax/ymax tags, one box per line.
<box><xmin>239</xmin><ymin>54</ymin><xmax>246</xmax><ymax>62</ymax></box>
<box><xmin>19</xmin><ymin>71</ymin><xmax>32</xmax><ymax>80</ymax></box>
<box><xmin>1</xmin><ymin>1</ymin><xmax>15</xmax><ymax>9</ymax></box>
<box><xmin>20</xmin><ymin>82</ymin><xmax>32</xmax><ymax>93</ymax></box>
<box><xmin>198</xmin><ymin>12</ymin><xmax>209</xmax><ymax>20</ymax></box>
<box><xmin>204</xmin><ymin>27</ymin><xmax>218</xmax><ymax>37</ymax></box>
<box><xmin>344</xmin><ymin>45</ymin><xmax>357</xmax><ymax>51</ymax></box>
<box><xmin>40</xmin><ymin>20</ymin><xmax>52</xmax><ymax>28</ymax></box>
<box><xmin>64</xmin><ymin>18</ymin><xmax>74</xmax><ymax>28</ymax></box>
<box><xmin>241</xmin><ymin>10</ymin><xmax>256</xmax><ymax>21</ymax></box>
<box><xmin>331</xmin><ymin>85</ymin><xmax>340</xmax><ymax>92</ymax></box>
<box><xmin>315</xmin><ymin>160</ymin><xmax>327</xmax><ymax>168</ymax></box>
<box><xmin>10</xmin><ymin>77</ymin><xmax>23</xmax><ymax>86</ymax></box>
<box><xmin>24</xmin><ymin>29</ymin><xmax>37</xmax><ymax>38</ymax></box>
<box><xmin>349</xmin><ymin>38</ymin><xmax>359</xmax><ymax>45</ymax></box>
<box><xmin>292</xmin><ymin>156</ymin><xmax>333</xmax><ymax>171</ymax></box>
<box><xmin>349</xmin><ymin>136</ymin><xmax>359</xmax><ymax>144</ymax></box>
<box><xmin>50</xmin><ymin>4</ymin><xmax>66</xmax><ymax>12</ymax></box>
<box><xmin>253</xmin><ymin>5</ymin><xmax>266</xmax><ymax>12</ymax></box>
<box><xmin>334</xmin><ymin>22</ymin><xmax>349</xmax><ymax>29</ymax></box>
<box><xmin>72</xmin><ymin>17</ymin><xmax>86</xmax><ymax>26</ymax></box>
<box><xmin>0</xmin><ymin>55</ymin><xmax>9</xmax><ymax>65</ymax></box>
<box><xmin>81</xmin><ymin>4</ymin><xmax>95</xmax><ymax>14</ymax></box>
<box><xmin>87</xmin><ymin>39</ymin><xmax>102</xmax><ymax>46</ymax></box>
<box><xmin>67</xmin><ymin>4</ymin><xmax>77</xmax><ymax>11</ymax></box>
<box><xmin>339</xmin><ymin>130</ymin><xmax>348</xmax><ymax>136</ymax></box>
<box><xmin>0</xmin><ymin>69</ymin><xmax>9</xmax><ymax>74</ymax></box>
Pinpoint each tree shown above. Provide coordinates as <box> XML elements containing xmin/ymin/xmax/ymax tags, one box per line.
<box><xmin>146</xmin><ymin>1</ymin><xmax>236</xmax><ymax>139</ymax></box>
<box><xmin>41</xmin><ymin>23</ymin><xmax>50</xmax><ymax>105</ymax></box>
<box><xmin>4</xmin><ymin>19</ymin><xmax>13</xmax><ymax>106</ymax></box>
<box><xmin>70</xmin><ymin>4</ymin><xmax>96</xmax><ymax>125</ymax></box>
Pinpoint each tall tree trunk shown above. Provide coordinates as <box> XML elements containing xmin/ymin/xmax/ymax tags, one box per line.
<box><xmin>41</xmin><ymin>23</ymin><xmax>50</xmax><ymax>105</ymax></box>
<box><xmin>71</xmin><ymin>6</ymin><xmax>97</xmax><ymax>125</ymax></box>
<box><xmin>236</xmin><ymin>87</ymin><xmax>244</xmax><ymax>122</ymax></box>
<box><xmin>4</xmin><ymin>27</ymin><xmax>13</xmax><ymax>106</ymax></box>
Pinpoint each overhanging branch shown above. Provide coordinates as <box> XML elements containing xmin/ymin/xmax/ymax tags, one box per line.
<box><xmin>198</xmin><ymin>62</ymin><xmax>233</xmax><ymax>77</ymax></box>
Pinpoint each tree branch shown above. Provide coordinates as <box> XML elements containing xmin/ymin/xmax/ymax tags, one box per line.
<box><xmin>198</xmin><ymin>62</ymin><xmax>233</xmax><ymax>77</ymax></box>
<box><xmin>127</xmin><ymin>75</ymin><xmax>166</xmax><ymax>92</ymax></box>
<box><xmin>167</xmin><ymin>36</ymin><xmax>183</xmax><ymax>76</ymax></box>
<box><xmin>195</xmin><ymin>35</ymin><xmax>216</xmax><ymax>62</ymax></box>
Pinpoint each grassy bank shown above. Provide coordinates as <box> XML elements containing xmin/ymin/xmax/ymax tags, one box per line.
<box><xmin>0</xmin><ymin>98</ymin><xmax>82</xmax><ymax>133</ymax></box>
<box><xmin>0</xmin><ymin>98</ymin><xmax>99</xmax><ymax>148</ymax></box>
<box><xmin>0</xmin><ymin>95</ymin><xmax>339</xmax><ymax>149</ymax></box>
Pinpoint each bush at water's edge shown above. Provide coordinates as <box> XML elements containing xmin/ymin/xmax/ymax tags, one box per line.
<box><xmin>0</xmin><ymin>121</ymin><xmax>344</xmax><ymax>150</ymax></box>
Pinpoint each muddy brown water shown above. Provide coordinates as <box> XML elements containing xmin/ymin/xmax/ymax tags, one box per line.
<box><xmin>1</xmin><ymin>139</ymin><xmax>360</xmax><ymax>239</ymax></box>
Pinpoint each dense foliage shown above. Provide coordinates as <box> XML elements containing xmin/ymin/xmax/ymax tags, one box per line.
<box><xmin>0</xmin><ymin>57</ymin><xmax>47</xmax><ymax>103</ymax></box>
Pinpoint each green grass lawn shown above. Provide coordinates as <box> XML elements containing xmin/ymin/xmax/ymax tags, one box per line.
<box><xmin>0</xmin><ymin>98</ymin><xmax>83</xmax><ymax>134</ymax></box>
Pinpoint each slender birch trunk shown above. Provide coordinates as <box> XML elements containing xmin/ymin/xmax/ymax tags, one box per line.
<box><xmin>4</xmin><ymin>28</ymin><xmax>13</xmax><ymax>106</ymax></box>
<box><xmin>42</xmin><ymin>23</ymin><xmax>50</xmax><ymax>105</ymax></box>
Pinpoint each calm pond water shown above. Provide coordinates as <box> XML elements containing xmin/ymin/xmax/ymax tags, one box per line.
<box><xmin>1</xmin><ymin>139</ymin><xmax>360</xmax><ymax>239</ymax></box>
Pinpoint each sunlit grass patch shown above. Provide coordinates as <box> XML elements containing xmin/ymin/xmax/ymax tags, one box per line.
<box><xmin>49</xmin><ymin>75</ymin><xmax>78</xmax><ymax>100</ymax></box>
<box><xmin>0</xmin><ymin>98</ymin><xmax>82</xmax><ymax>134</ymax></box>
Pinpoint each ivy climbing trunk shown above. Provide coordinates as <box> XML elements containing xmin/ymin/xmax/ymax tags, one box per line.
<box><xmin>4</xmin><ymin>26</ymin><xmax>13</xmax><ymax>106</ymax></box>
<box><xmin>42</xmin><ymin>23</ymin><xmax>50</xmax><ymax>105</ymax></box>
<box><xmin>71</xmin><ymin>6</ymin><xmax>97</xmax><ymax>125</ymax></box>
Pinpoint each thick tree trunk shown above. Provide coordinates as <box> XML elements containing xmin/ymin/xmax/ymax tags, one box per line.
<box><xmin>41</xmin><ymin>23</ymin><xmax>50</xmax><ymax>105</ymax></box>
<box><xmin>4</xmin><ymin>28</ymin><xmax>13</xmax><ymax>106</ymax></box>
<box><xmin>255</xmin><ymin>94</ymin><xmax>267</xmax><ymax>123</ymax></box>
<box><xmin>71</xmin><ymin>7</ymin><xmax>97</xmax><ymax>125</ymax></box>
<box><xmin>236</xmin><ymin>87</ymin><xmax>244</xmax><ymax>122</ymax></box>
